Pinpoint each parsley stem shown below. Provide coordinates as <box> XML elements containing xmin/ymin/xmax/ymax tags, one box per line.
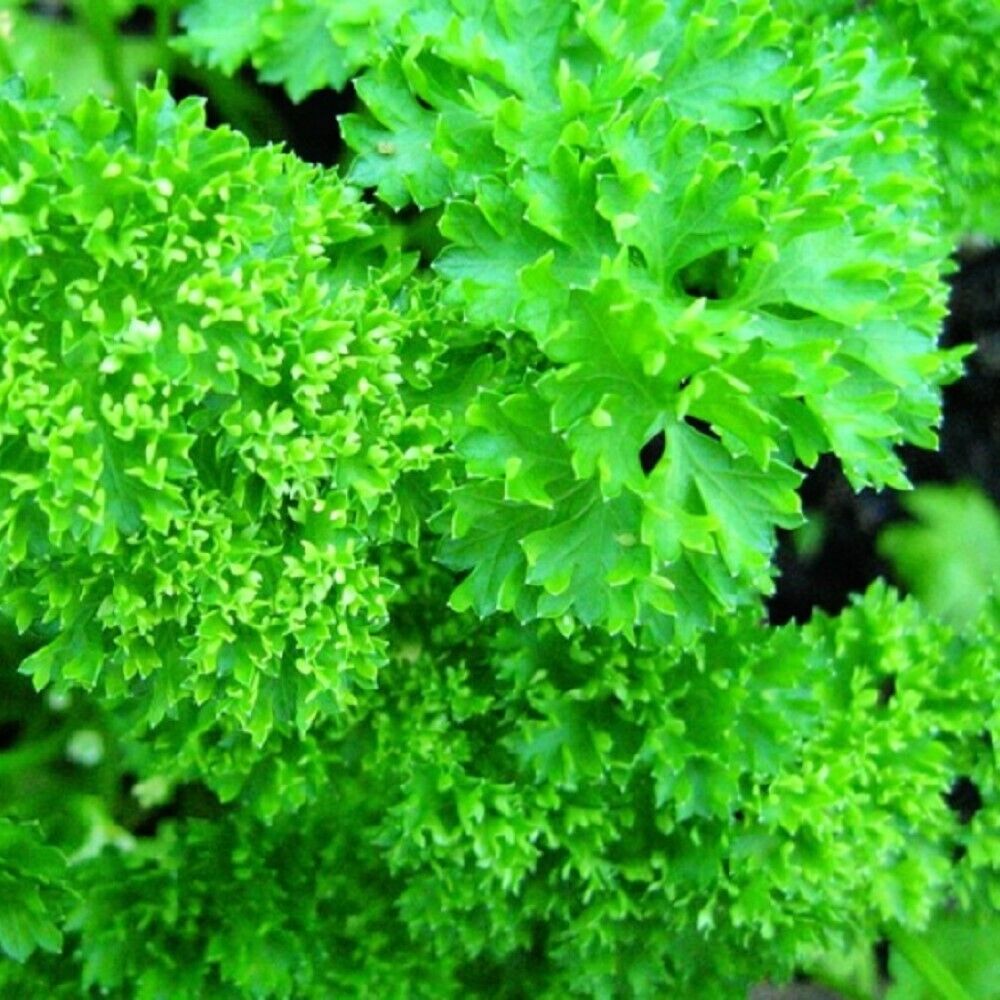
<box><xmin>0</xmin><ymin>10</ymin><xmax>15</xmax><ymax>76</ymax></box>
<box><xmin>888</xmin><ymin>925</ymin><xmax>974</xmax><ymax>1000</ymax></box>
<box><xmin>153</xmin><ymin>0</ymin><xmax>174</xmax><ymax>72</ymax></box>
<box><xmin>75</xmin><ymin>0</ymin><xmax>133</xmax><ymax>114</ymax></box>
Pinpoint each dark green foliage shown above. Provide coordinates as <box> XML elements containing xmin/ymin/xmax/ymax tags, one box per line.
<box><xmin>2</xmin><ymin>583</ymin><xmax>997</xmax><ymax>996</ymax></box>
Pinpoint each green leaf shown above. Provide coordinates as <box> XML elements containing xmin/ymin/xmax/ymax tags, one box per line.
<box><xmin>643</xmin><ymin>421</ymin><xmax>802</xmax><ymax>585</ymax></box>
<box><xmin>341</xmin><ymin>59</ymin><xmax>453</xmax><ymax>209</ymax></box>
<box><xmin>537</xmin><ymin>282</ymin><xmax>727</xmax><ymax>496</ymax></box>
<box><xmin>520</xmin><ymin>483</ymin><xmax>665</xmax><ymax>629</ymax></box>
<box><xmin>437</xmin><ymin>480</ymin><xmax>550</xmax><ymax>621</ymax></box>
<box><xmin>176</xmin><ymin>0</ymin><xmax>270</xmax><ymax>74</ymax></box>
<box><xmin>178</xmin><ymin>0</ymin><xmax>418</xmax><ymax>99</ymax></box>
<box><xmin>880</xmin><ymin>484</ymin><xmax>1000</xmax><ymax>627</ymax></box>
<box><xmin>736</xmin><ymin>228</ymin><xmax>889</xmax><ymax>326</ymax></box>
<box><xmin>0</xmin><ymin>820</ymin><xmax>72</xmax><ymax>963</ymax></box>
<box><xmin>435</xmin><ymin>177</ymin><xmax>597</xmax><ymax>332</ymax></box>
<box><xmin>597</xmin><ymin>102</ymin><xmax>764</xmax><ymax>281</ymax></box>
<box><xmin>458</xmin><ymin>390</ymin><xmax>568</xmax><ymax>508</ymax></box>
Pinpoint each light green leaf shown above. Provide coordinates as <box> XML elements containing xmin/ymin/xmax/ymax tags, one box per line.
<box><xmin>880</xmin><ymin>484</ymin><xmax>1000</xmax><ymax>628</ymax></box>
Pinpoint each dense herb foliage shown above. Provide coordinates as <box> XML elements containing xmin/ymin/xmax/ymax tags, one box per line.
<box><xmin>0</xmin><ymin>79</ymin><xmax>450</xmax><ymax>757</ymax></box>
<box><xmin>187</xmin><ymin>0</ymin><xmax>971</xmax><ymax>642</ymax></box>
<box><xmin>0</xmin><ymin>818</ymin><xmax>73</xmax><ymax>964</ymax></box>
<box><xmin>179</xmin><ymin>0</ymin><xmax>1000</xmax><ymax>242</ymax></box>
<box><xmin>781</xmin><ymin>0</ymin><xmax>1000</xmax><ymax>240</ymax></box>
<box><xmin>2</xmin><ymin>583</ymin><xmax>998</xmax><ymax>997</ymax></box>
<box><xmin>1</xmin><ymin>1</ymin><xmax>997</xmax><ymax>997</ymax></box>
<box><xmin>177</xmin><ymin>0</ymin><xmax>409</xmax><ymax>99</ymax></box>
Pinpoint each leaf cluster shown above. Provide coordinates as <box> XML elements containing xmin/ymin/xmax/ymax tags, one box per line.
<box><xmin>0</xmin><ymin>78</ymin><xmax>452</xmax><ymax>758</ymax></box>
<box><xmin>781</xmin><ymin>0</ymin><xmax>1000</xmax><ymax>240</ymax></box>
<box><xmin>339</xmin><ymin>0</ymin><xmax>966</xmax><ymax>641</ymax></box>
<box><xmin>0</xmin><ymin>2</ymin><xmax>997</xmax><ymax>997</ymax></box>
<box><xmin>2</xmin><ymin>581</ymin><xmax>997</xmax><ymax>996</ymax></box>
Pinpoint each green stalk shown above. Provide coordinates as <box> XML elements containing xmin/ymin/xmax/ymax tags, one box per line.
<box><xmin>0</xmin><ymin>47</ymin><xmax>15</xmax><ymax>79</ymax></box>
<box><xmin>0</xmin><ymin>12</ymin><xmax>17</xmax><ymax>77</ymax></box>
<box><xmin>154</xmin><ymin>0</ymin><xmax>174</xmax><ymax>71</ymax></box>
<box><xmin>75</xmin><ymin>0</ymin><xmax>133</xmax><ymax>113</ymax></box>
<box><xmin>889</xmin><ymin>925</ymin><xmax>975</xmax><ymax>1000</ymax></box>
